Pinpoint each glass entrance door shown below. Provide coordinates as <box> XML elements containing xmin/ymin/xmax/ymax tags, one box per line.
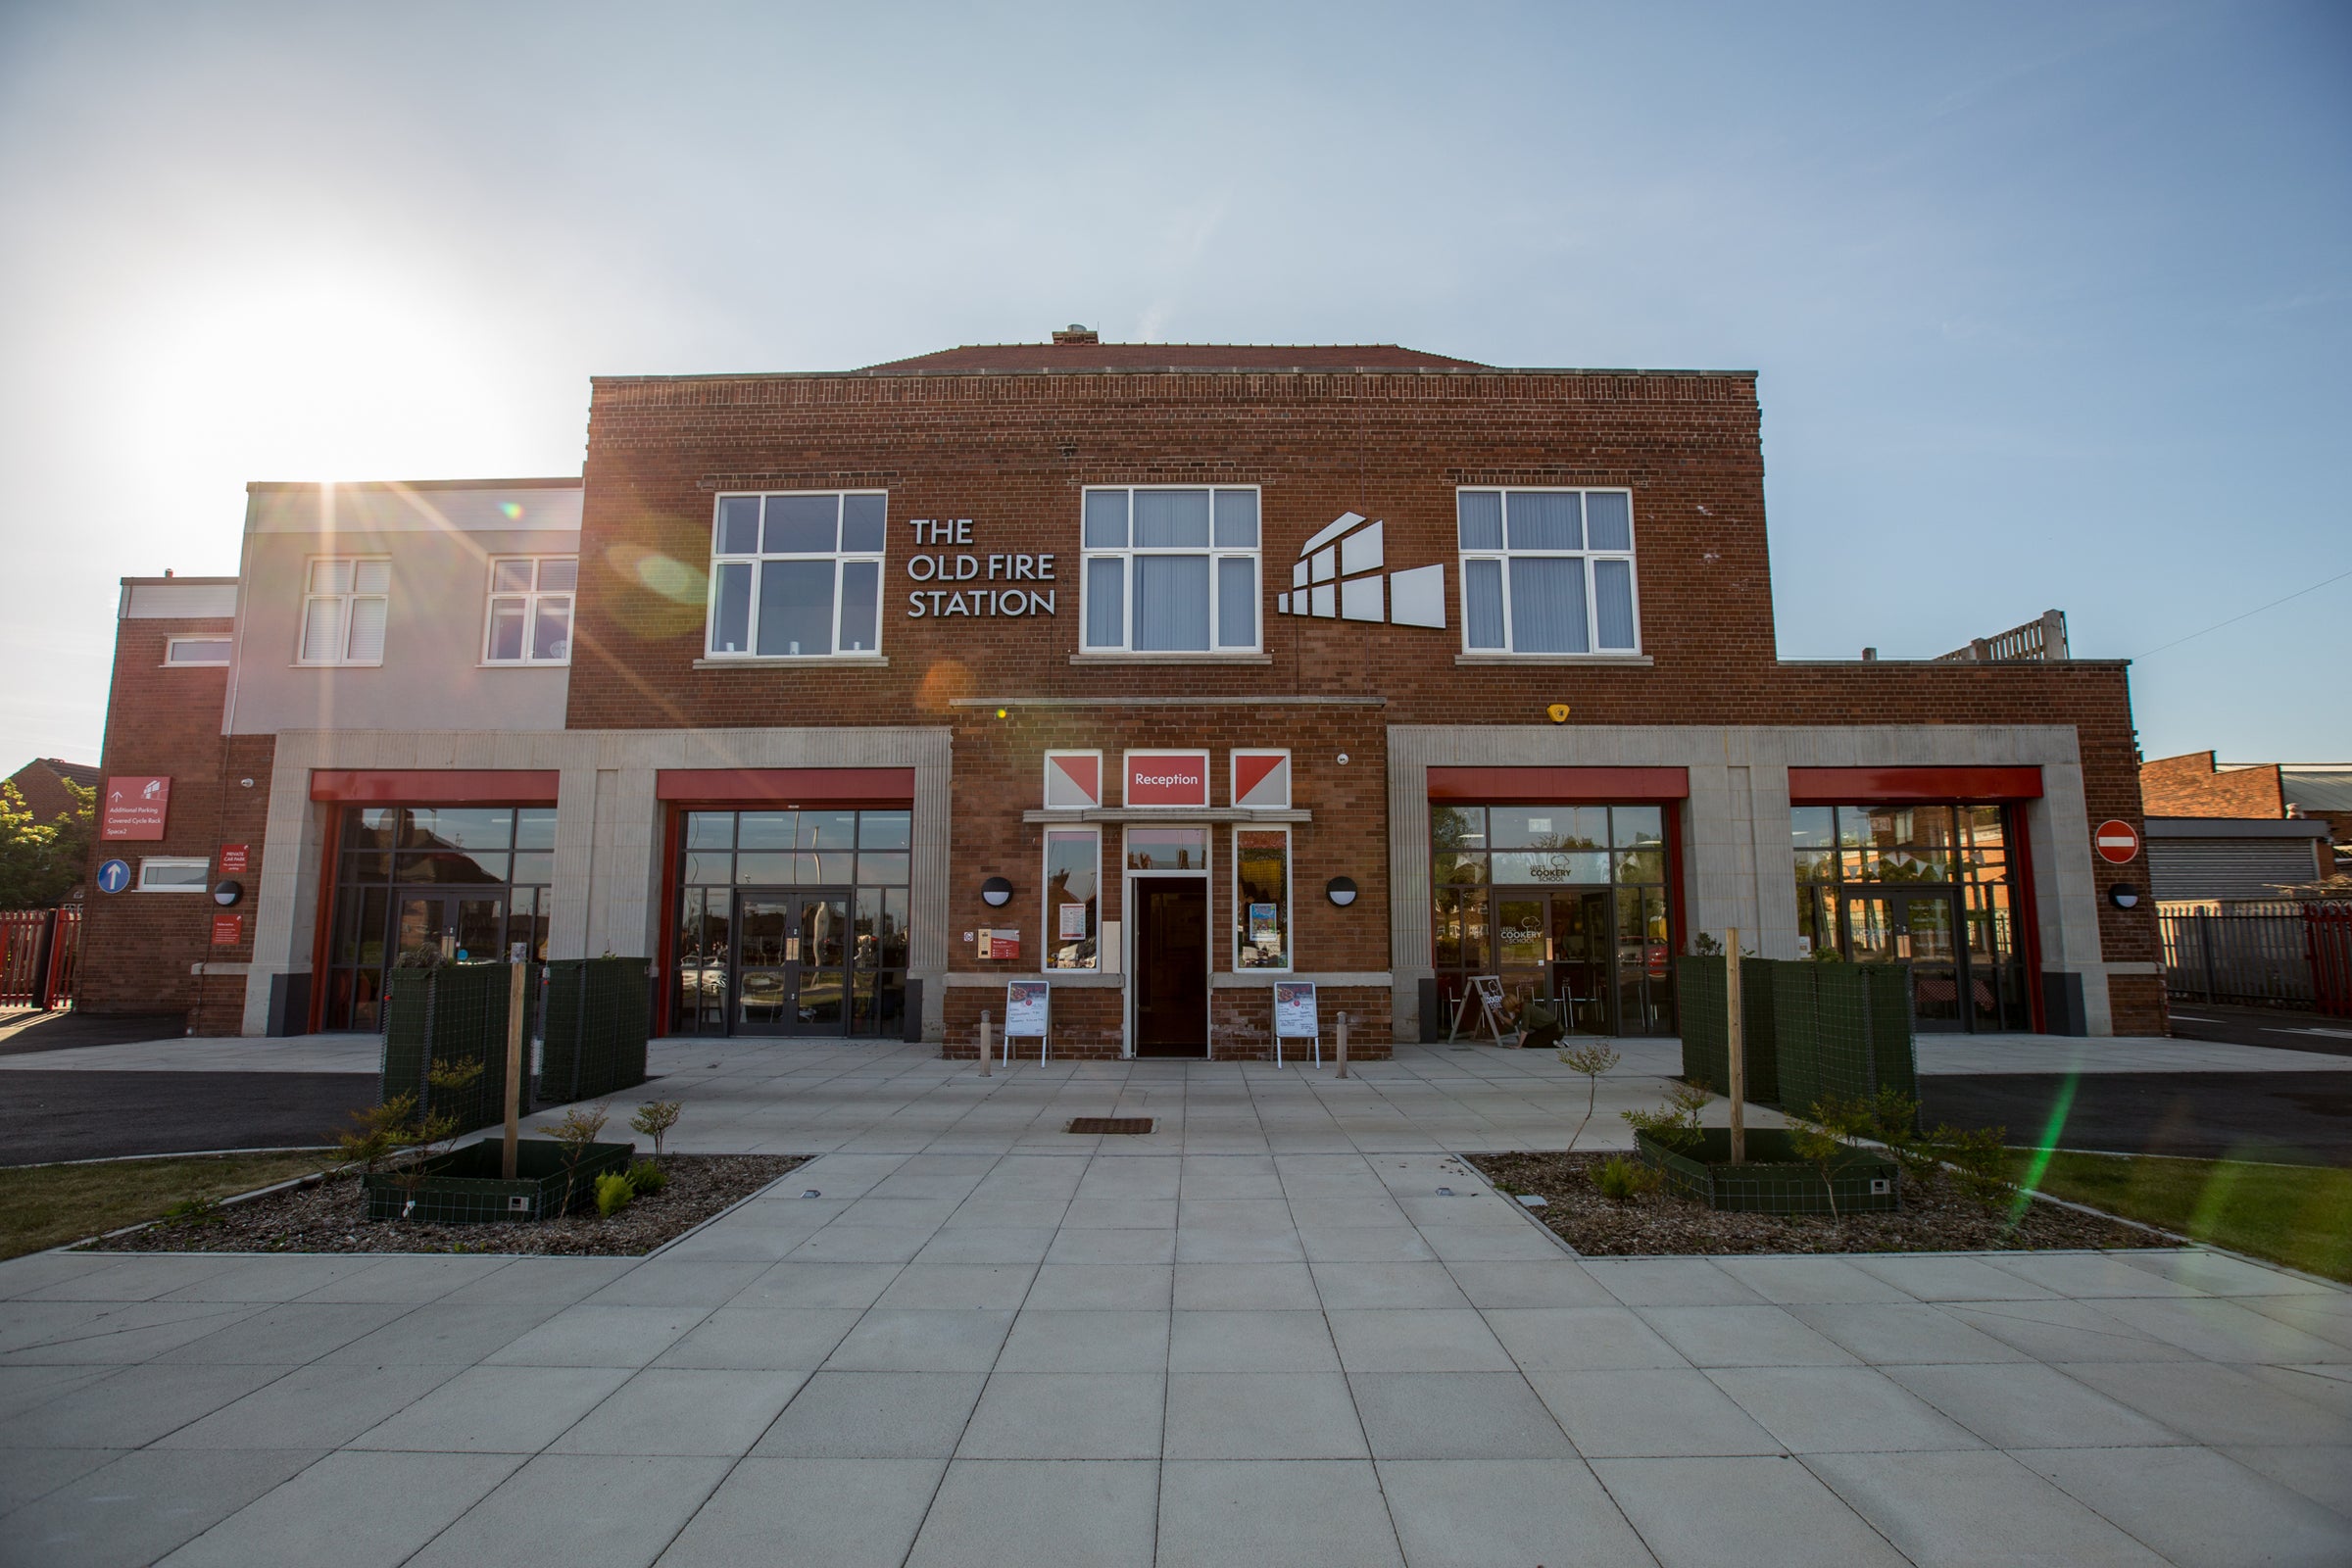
<box><xmin>1846</xmin><ymin>892</ymin><xmax>1965</xmax><ymax>1033</ymax></box>
<box><xmin>1494</xmin><ymin>887</ymin><xmax>1644</xmax><ymax>1035</ymax></box>
<box><xmin>731</xmin><ymin>888</ymin><xmax>852</xmax><ymax>1037</ymax></box>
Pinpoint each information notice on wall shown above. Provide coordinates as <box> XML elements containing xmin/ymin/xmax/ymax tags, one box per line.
<box><xmin>1273</xmin><ymin>980</ymin><xmax>1317</xmax><ymax>1040</ymax></box>
<box><xmin>1058</xmin><ymin>904</ymin><xmax>1088</xmax><ymax>940</ymax></box>
<box><xmin>1004</xmin><ymin>981</ymin><xmax>1050</xmax><ymax>1038</ymax></box>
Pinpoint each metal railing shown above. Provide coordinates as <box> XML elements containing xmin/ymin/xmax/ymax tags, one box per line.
<box><xmin>0</xmin><ymin>906</ymin><xmax>81</xmax><ymax>1009</ymax></box>
<box><xmin>2159</xmin><ymin>903</ymin><xmax>2352</xmax><ymax>1016</ymax></box>
<box><xmin>1935</xmin><ymin>609</ymin><xmax>2070</xmax><ymax>663</ymax></box>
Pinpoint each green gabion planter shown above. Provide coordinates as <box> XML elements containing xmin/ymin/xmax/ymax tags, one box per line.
<box><xmin>1775</xmin><ymin>962</ymin><xmax>1917</xmax><ymax>1114</ymax></box>
<box><xmin>1674</xmin><ymin>956</ymin><xmax>1780</xmax><ymax>1103</ymax></box>
<box><xmin>1634</xmin><ymin>1128</ymin><xmax>1899</xmax><ymax>1215</ymax></box>
<box><xmin>540</xmin><ymin>958</ymin><xmax>651</xmax><ymax>1105</ymax></box>
<box><xmin>362</xmin><ymin>1138</ymin><xmax>634</xmax><ymax>1223</ymax></box>
<box><xmin>380</xmin><ymin>961</ymin><xmax>539</xmax><ymax>1136</ymax></box>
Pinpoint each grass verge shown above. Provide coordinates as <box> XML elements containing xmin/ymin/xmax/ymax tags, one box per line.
<box><xmin>0</xmin><ymin>1151</ymin><xmax>328</xmax><ymax>1261</ymax></box>
<box><xmin>2010</xmin><ymin>1150</ymin><xmax>2352</xmax><ymax>1283</ymax></box>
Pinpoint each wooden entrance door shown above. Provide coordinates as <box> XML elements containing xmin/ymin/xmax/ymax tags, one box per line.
<box><xmin>1134</xmin><ymin>877</ymin><xmax>1208</xmax><ymax>1056</ymax></box>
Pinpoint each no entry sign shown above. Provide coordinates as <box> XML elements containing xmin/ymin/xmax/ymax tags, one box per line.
<box><xmin>2093</xmin><ymin>819</ymin><xmax>2141</xmax><ymax>864</ymax></box>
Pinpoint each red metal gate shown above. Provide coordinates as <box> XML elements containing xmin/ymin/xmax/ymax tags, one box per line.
<box><xmin>2309</xmin><ymin>904</ymin><xmax>2352</xmax><ymax>1019</ymax></box>
<box><xmin>0</xmin><ymin>906</ymin><xmax>80</xmax><ymax>1009</ymax></box>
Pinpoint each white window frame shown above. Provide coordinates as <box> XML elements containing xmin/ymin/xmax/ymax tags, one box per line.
<box><xmin>136</xmin><ymin>856</ymin><xmax>211</xmax><ymax>892</ymax></box>
<box><xmin>1080</xmin><ymin>484</ymin><xmax>1261</xmax><ymax>655</ymax></box>
<box><xmin>1454</xmin><ymin>487</ymin><xmax>1641</xmax><ymax>656</ymax></box>
<box><xmin>296</xmin><ymin>556</ymin><xmax>391</xmax><ymax>666</ymax></box>
<box><xmin>163</xmin><ymin>636</ymin><xmax>232</xmax><ymax>667</ymax></box>
<box><xmin>482</xmin><ymin>556</ymin><xmax>577</xmax><ymax>665</ymax></box>
<box><xmin>1232</xmin><ymin>823</ymin><xmax>1294</xmax><ymax>972</ymax></box>
<box><xmin>1043</xmin><ymin>826</ymin><xmax>1102</xmax><ymax>971</ymax></box>
<box><xmin>705</xmin><ymin>490</ymin><xmax>888</xmax><ymax>661</ymax></box>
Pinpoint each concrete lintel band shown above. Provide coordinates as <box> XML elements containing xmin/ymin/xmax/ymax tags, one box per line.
<box><xmin>1385</xmin><ymin>723</ymin><xmax>2106</xmax><ymax>1043</ymax></box>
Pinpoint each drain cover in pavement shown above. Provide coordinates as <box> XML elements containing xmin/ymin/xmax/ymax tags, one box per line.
<box><xmin>1067</xmin><ymin>1117</ymin><xmax>1155</xmax><ymax>1135</ymax></box>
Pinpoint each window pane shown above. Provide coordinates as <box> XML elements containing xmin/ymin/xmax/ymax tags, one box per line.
<box><xmin>531</xmin><ymin>598</ymin><xmax>571</xmax><ymax>660</ymax></box>
<box><xmin>511</xmin><ymin>852</ymin><xmax>554</xmax><ymax>885</ymax></box>
<box><xmin>841</xmin><ymin>493</ymin><xmax>887</xmax><ymax>552</ymax></box>
<box><xmin>488</xmin><ymin>600</ymin><xmax>527</xmax><ymax>661</ymax></box>
<box><xmin>763</xmin><ymin>494</ymin><xmax>837</xmax><ymax>554</ymax></box>
<box><xmin>1134</xmin><ymin>489</ymin><xmax>1211</xmax><ymax>548</ymax></box>
<box><xmin>1494</xmin><ymin>807</ymin><xmax>1606</xmax><ymax>850</ymax></box>
<box><xmin>537</xmin><ymin>558</ymin><xmax>578</xmax><ymax>591</ymax></box>
<box><xmin>1508</xmin><ymin>556</ymin><xmax>1589</xmax><ymax>652</ymax></box>
<box><xmin>738</xmin><ymin>811</ymin><xmax>794</xmax><ymax>850</ymax></box>
<box><xmin>686</xmin><ymin>811</ymin><xmax>735</xmax><ymax>850</ymax></box>
<box><xmin>354</xmin><ymin>560</ymin><xmax>390</xmax><ymax>594</ymax></box>
<box><xmin>1236</xmin><ymin>829</ymin><xmax>1289</xmax><ymax>969</ymax></box>
<box><xmin>799</xmin><ymin>811</ymin><xmax>856</xmax><ymax>851</ymax></box>
<box><xmin>1046</xmin><ymin>828</ymin><xmax>1100</xmax><ymax>969</ymax></box>
<box><xmin>310</xmin><ymin>560</ymin><xmax>353</xmax><ymax>595</ymax></box>
<box><xmin>858</xmin><ymin>852</ymin><xmax>909</xmax><ymax>884</ymax></box>
<box><xmin>1085</xmin><ymin>557</ymin><xmax>1124</xmax><ymax>647</ymax></box>
<box><xmin>168</xmin><ymin>638</ymin><xmax>231</xmax><ymax>664</ymax></box>
<box><xmin>408</xmin><ymin>808</ymin><xmax>512</xmax><ymax>850</ymax></box>
<box><xmin>1790</xmin><ymin>806</ymin><xmax>1835</xmax><ymax>850</ymax></box>
<box><xmin>493</xmin><ymin>560</ymin><xmax>534</xmax><ymax>592</ymax></box>
<box><xmin>346</xmin><ymin>596</ymin><xmax>388</xmax><ymax>662</ymax></box>
<box><xmin>514</xmin><ymin>808</ymin><xmax>558</xmax><ymax>851</ymax></box>
<box><xmin>838</xmin><ymin>561</ymin><xmax>879</xmax><ymax>653</ymax></box>
<box><xmin>1592</xmin><ymin>559</ymin><xmax>1636</xmax><ymax>649</ymax></box>
<box><xmin>1212</xmin><ymin>489</ymin><xmax>1258</xmax><ymax>548</ymax></box>
<box><xmin>712</xmin><ymin>563</ymin><xmax>752</xmax><ymax>653</ymax></box>
<box><xmin>1083</xmin><ymin>490</ymin><xmax>1129</xmax><ymax>549</ymax></box>
<box><xmin>758</xmin><ymin>559</ymin><xmax>835</xmax><ymax>656</ymax></box>
<box><xmin>1215</xmin><ymin>557</ymin><xmax>1255</xmax><ymax>647</ymax></box>
<box><xmin>735</xmin><ymin>852</ymin><xmax>792</xmax><ymax>884</ymax></box>
<box><xmin>1585</xmin><ymin>492</ymin><xmax>1633</xmax><ymax>551</ymax></box>
<box><xmin>1456</xmin><ymin>491</ymin><xmax>1503</xmax><ymax>551</ymax></box>
<box><xmin>1493</xmin><ymin>850</ymin><xmax>1610</xmax><ymax>884</ymax></box>
<box><xmin>858</xmin><ymin>809</ymin><xmax>910</xmax><ymax>849</ymax></box>
<box><xmin>717</xmin><ymin>497</ymin><xmax>761</xmax><ymax>555</ymax></box>
<box><xmin>1463</xmin><ymin>559</ymin><xmax>1505</xmax><ymax>648</ymax></box>
<box><xmin>1613</xmin><ymin>807</ymin><xmax>1665</xmax><ymax>849</ymax></box>
<box><xmin>1433</xmin><ymin>852</ymin><xmax>1487</xmax><ymax>885</ymax></box>
<box><xmin>1134</xmin><ymin>555</ymin><xmax>1210</xmax><ymax>651</ymax></box>
<box><xmin>1433</xmin><ymin>807</ymin><xmax>1486</xmax><ymax>849</ymax></box>
<box><xmin>1507</xmin><ymin>491</ymin><xmax>1583</xmax><ymax>550</ymax></box>
<box><xmin>302</xmin><ymin>598</ymin><xmax>343</xmax><ymax>662</ymax></box>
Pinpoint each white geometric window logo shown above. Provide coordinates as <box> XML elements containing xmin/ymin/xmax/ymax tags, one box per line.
<box><xmin>1273</xmin><ymin>513</ymin><xmax>1446</xmax><ymax>628</ymax></box>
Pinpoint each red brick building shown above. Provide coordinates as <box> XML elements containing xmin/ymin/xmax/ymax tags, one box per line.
<box><xmin>77</xmin><ymin>333</ymin><xmax>2166</xmax><ymax>1048</ymax></box>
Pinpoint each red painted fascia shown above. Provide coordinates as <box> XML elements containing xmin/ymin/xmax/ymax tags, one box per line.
<box><xmin>1787</xmin><ymin>766</ymin><xmax>2043</xmax><ymax>805</ymax></box>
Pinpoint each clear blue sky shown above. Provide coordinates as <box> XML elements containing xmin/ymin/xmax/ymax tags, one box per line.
<box><xmin>2</xmin><ymin>1</ymin><xmax>2344</xmax><ymax>769</ymax></box>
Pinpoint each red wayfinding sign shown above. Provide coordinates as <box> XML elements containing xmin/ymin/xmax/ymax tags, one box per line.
<box><xmin>1126</xmin><ymin>752</ymin><xmax>1209</xmax><ymax>808</ymax></box>
<box><xmin>102</xmin><ymin>776</ymin><xmax>172</xmax><ymax>841</ymax></box>
<box><xmin>2093</xmin><ymin>819</ymin><xmax>2141</xmax><ymax>864</ymax></box>
<box><xmin>219</xmin><ymin>844</ymin><xmax>250</xmax><ymax>876</ymax></box>
<box><xmin>211</xmin><ymin>913</ymin><xmax>243</xmax><ymax>947</ymax></box>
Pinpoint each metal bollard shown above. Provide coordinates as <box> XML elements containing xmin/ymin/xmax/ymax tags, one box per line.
<box><xmin>1336</xmin><ymin>1011</ymin><xmax>1349</xmax><ymax>1078</ymax></box>
<box><xmin>979</xmin><ymin>1010</ymin><xmax>993</xmax><ymax>1077</ymax></box>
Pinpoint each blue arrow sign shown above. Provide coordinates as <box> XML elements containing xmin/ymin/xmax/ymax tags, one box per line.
<box><xmin>97</xmin><ymin>858</ymin><xmax>131</xmax><ymax>894</ymax></box>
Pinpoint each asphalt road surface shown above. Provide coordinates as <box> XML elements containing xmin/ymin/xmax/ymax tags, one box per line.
<box><xmin>1921</xmin><ymin>1070</ymin><xmax>2352</xmax><ymax>1167</ymax></box>
<box><xmin>2164</xmin><ymin>1002</ymin><xmax>2352</xmax><ymax>1058</ymax></box>
<box><xmin>0</xmin><ymin>1071</ymin><xmax>372</xmax><ymax>1165</ymax></box>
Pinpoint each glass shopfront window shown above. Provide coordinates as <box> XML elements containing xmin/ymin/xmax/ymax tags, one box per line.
<box><xmin>1791</xmin><ymin>804</ymin><xmax>2028</xmax><ymax>1033</ymax></box>
<box><xmin>1430</xmin><ymin>803</ymin><xmax>1676</xmax><ymax>1036</ymax></box>
<box><xmin>1046</xmin><ymin>828</ymin><xmax>1101</xmax><ymax>970</ymax></box>
<box><xmin>1234</xmin><ymin>828</ymin><xmax>1291</xmax><ymax>970</ymax></box>
<box><xmin>324</xmin><ymin>805</ymin><xmax>555</xmax><ymax>1032</ymax></box>
<box><xmin>674</xmin><ymin>807</ymin><xmax>911</xmax><ymax>1036</ymax></box>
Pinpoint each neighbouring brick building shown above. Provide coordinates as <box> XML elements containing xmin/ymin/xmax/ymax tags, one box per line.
<box><xmin>77</xmin><ymin>331</ymin><xmax>2167</xmax><ymax>1050</ymax></box>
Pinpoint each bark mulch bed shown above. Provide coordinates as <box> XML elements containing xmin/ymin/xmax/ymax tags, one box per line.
<box><xmin>79</xmin><ymin>1153</ymin><xmax>809</xmax><ymax>1257</ymax></box>
<box><xmin>1468</xmin><ymin>1151</ymin><xmax>2161</xmax><ymax>1257</ymax></box>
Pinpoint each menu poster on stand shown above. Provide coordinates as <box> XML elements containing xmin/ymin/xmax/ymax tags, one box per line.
<box><xmin>1004</xmin><ymin>981</ymin><xmax>1051</xmax><ymax>1038</ymax></box>
<box><xmin>1273</xmin><ymin>980</ymin><xmax>1318</xmax><ymax>1041</ymax></box>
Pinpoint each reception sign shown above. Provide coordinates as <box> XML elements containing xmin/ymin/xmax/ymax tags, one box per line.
<box><xmin>1125</xmin><ymin>751</ymin><xmax>1208</xmax><ymax>808</ymax></box>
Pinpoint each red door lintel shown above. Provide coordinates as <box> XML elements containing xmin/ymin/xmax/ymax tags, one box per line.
<box><xmin>1788</xmin><ymin>765</ymin><xmax>2044</xmax><ymax>805</ymax></box>
<box><xmin>1427</xmin><ymin>765</ymin><xmax>1689</xmax><ymax>803</ymax></box>
<box><xmin>654</xmin><ymin>767</ymin><xmax>916</xmax><ymax>805</ymax></box>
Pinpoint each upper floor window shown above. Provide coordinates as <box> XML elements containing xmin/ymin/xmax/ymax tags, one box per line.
<box><xmin>165</xmin><ymin>636</ymin><xmax>231</xmax><ymax>666</ymax></box>
<box><xmin>299</xmin><ymin>558</ymin><xmax>389</xmax><ymax>665</ymax></box>
<box><xmin>707</xmin><ymin>492</ymin><xmax>886</xmax><ymax>659</ymax></box>
<box><xmin>1081</xmin><ymin>486</ymin><xmax>1259</xmax><ymax>654</ymax></box>
<box><xmin>485</xmin><ymin>557</ymin><xmax>575</xmax><ymax>664</ymax></box>
<box><xmin>1456</xmin><ymin>489</ymin><xmax>1639</xmax><ymax>655</ymax></box>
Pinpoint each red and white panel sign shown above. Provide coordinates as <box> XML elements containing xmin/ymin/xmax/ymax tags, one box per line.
<box><xmin>102</xmin><ymin>776</ymin><xmax>172</xmax><ymax>841</ymax></box>
<box><xmin>1232</xmin><ymin>750</ymin><xmax>1291</xmax><ymax>809</ymax></box>
<box><xmin>1125</xmin><ymin>751</ymin><xmax>1209</xmax><ymax>809</ymax></box>
<box><xmin>1044</xmin><ymin>751</ymin><xmax>1101</xmax><ymax>809</ymax></box>
<box><xmin>2093</xmin><ymin>819</ymin><xmax>2141</xmax><ymax>864</ymax></box>
<box><xmin>211</xmin><ymin>913</ymin><xmax>243</xmax><ymax>947</ymax></box>
<box><xmin>219</xmin><ymin>844</ymin><xmax>250</xmax><ymax>876</ymax></box>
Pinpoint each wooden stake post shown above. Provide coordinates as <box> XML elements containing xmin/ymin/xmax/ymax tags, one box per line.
<box><xmin>501</xmin><ymin>953</ymin><xmax>527</xmax><ymax>1180</ymax></box>
<box><xmin>1724</xmin><ymin>928</ymin><xmax>1745</xmax><ymax>1165</ymax></box>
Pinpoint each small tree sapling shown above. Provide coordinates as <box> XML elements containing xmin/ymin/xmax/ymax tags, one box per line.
<box><xmin>1557</xmin><ymin>1041</ymin><xmax>1620</xmax><ymax>1152</ymax></box>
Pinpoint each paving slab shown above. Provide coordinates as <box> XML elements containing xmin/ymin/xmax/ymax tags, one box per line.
<box><xmin>1</xmin><ymin>1446</ymin><xmax>320</xmax><ymax>1568</ymax></box>
<box><xmin>750</xmin><ymin>1371</ymin><xmax>985</xmax><ymax>1458</ymax></box>
<box><xmin>1377</xmin><ymin>1457</ymin><xmax>1659</xmax><ymax>1568</ymax></box>
<box><xmin>1805</xmin><ymin>1447</ymin><xmax>2171</xmax><ymax>1567</ymax></box>
<box><xmin>155</xmin><ymin>1449</ymin><xmax>521</xmax><ymax>1568</ymax></box>
<box><xmin>905</xmin><ymin>1458</ymin><xmax>1157</xmax><ymax>1568</ymax></box>
<box><xmin>548</xmin><ymin>1367</ymin><xmax>809</xmax><ymax>1456</ymax></box>
<box><xmin>405</xmin><ymin>1452</ymin><xmax>731</xmax><ymax>1568</ymax></box>
<box><xmin>1592</xmin><ymin>1452</ymin><xmax>1911</xmax><ymax>1568</ymax></box>
<box><xmin>652</xmin><ymin>1457</ymin><xmax>944</xmax><ymax>1567</ymax></box>
<box><xmin>1157</xmin><ymin>1459</ymin><xmax>1404</xmax><ymax>1568</ymax></box>
<box><xmin>2020</xmin><ymin>1444</ymin><xmax>2352</xmax><ymax>1568</ymax></box>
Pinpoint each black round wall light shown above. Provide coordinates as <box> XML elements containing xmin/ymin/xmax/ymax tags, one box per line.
<box><xmin>980</xmin><ymin>876</ymin><xmax>1014</xmax><ymax>908</ymax></box>
<box><xmin>212</xmin><ymin>880</ymin><xmax>243</xmax><ymax>907</ymax></box>
<box><xmin>1325</xmin><ymin>876</ymin><xmax>1358</xmax><ymax>907</ymax></box>
<box><xmin>2108</xmin><ymin>883</ymin><xmax>2140</xmax><ymax>909</ymax></box>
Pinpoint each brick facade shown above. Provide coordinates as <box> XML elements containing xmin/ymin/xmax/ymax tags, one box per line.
<box><xmin>2141</xmin><ymin>751</ymin><xmax>2284</xmax><ymax>818</ymax></box>
<box><xmin>77</xmin><ymin>595</ymin><xmax>273</xmax><ymax>1030</ymax></box>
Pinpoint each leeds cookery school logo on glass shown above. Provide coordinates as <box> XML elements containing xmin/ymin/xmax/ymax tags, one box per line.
<box><xmin>1274</xmin><ymin>513</ymin><xmax>1446</xmax><ymax>628</ymax></box>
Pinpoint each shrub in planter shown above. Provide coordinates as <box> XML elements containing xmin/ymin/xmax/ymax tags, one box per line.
<box><xmin>1592</xmin><ymin>1155</ymin><xmax>1661</xmax><ymax>1202</ymax></box>
<box><xmin>595</xmin><ymin>1170</ymin><xmax>636</xmax><ymax>1216</ymax></box>
<box><xmin>626</xmin><ymin>1159</ymin><xmax>668</xmax><ymax>1196</ymax></box>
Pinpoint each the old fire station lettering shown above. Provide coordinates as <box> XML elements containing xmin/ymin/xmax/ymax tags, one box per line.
<box><xmin>905</xmin><ymin>519</ymin><xmax>1058</xmax><ymax>618</ymax></box>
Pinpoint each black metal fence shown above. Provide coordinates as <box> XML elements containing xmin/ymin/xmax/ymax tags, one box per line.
<box><xmin>2159</xmin><ymin>904</ymin><xmax>2352</xmax><ymax>1016</ymax></box>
